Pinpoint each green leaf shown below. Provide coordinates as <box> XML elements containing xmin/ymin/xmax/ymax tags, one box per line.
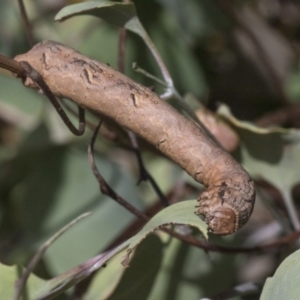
<box><xmin>0</xmin><ymin>73</ymin><xmax>44</xmax><ymax>131</ymax></box>
<box><xmin>123</xmin><ymin>200</ymin><xmax>207</xmax><ymax>266</ymax></box>
<box><xmin>54</xmin><ymin>0</ymin><xmax>159</xmax><ymax>76</ymax></box>
<box><xmin>87</xmin><ymin>236</ymin><xmax>163</xmax><ymax>300</ymax></box>
<box><xmin>55</xmin><ymin>1</ymin><xmax>136</xmax><ymax>26</ymax></box>
<box><xmin>61</xmin><ymin>201</ymin><xmax>206</xmax><ymax>299</ymax></box>
<box><xmin>107</xmin><ymin>235</ymin><xmax>164</xmax><ymax>300</ymax></box>
<box><xmin>0</xmin><ymin>263</ymin><xmax>46</xmax><ymax>300</ymax></box>
<box><xmin>2</xmin><ymin>140</ymin><xmax>143</xmax><ymax>275</ymax></box>
<box><xmin>55</xmin><ymin>2</ymin><xmax>156</xmax><ymax>68</ymax></box>
<box><xmin>33</xmin><ymin>240</ymin><xmax>129</xmax><ymax>299</ymax></box>
<box><xmin>42</xmin><ymin>147</ymin><xmax>144</xmax><ymax>275</ymax></box>
<box><xmin>260</xmin><ymin>249</ymin><xmax>300</xmax><ymax>300</ymax></box>
<box><xmin>84</xmin><ymin>248</ymin><xmax>128</xmax><ymax>300</ymax></box>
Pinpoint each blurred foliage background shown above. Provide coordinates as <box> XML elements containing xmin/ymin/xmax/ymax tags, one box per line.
<box><xmin>1</xmin><ymin>0</ymin><xmax>300</xmax><ymax>299</ymax></box>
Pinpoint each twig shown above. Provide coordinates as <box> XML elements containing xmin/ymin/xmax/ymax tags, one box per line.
<box><xmin>88</xmin><ymin>120</ymin><xmax>148</xmax><ymax>221</ymax></box>
<box><xmin>17</xmin><ymin>0</ymin><xmax>34</xmax><ymax>48</ymax></box>
<box><xmin>132</xmin><ymin>62</ymin><xmax>167</xmax><ymax>87</ymax></box>
<box><xmin>127</xmin><ymin>130</ymin><xmax>169</xmax><ymax>206</ymax></box>
<box><xmin>0</xmin><ymin>54</ymin><xmax>26</xmax><ymax>76</ymax></box>
<box><xmin>281</xmin><ymin>189</ymin><xmax>300</xmax><ymax>231</ymax></box>
<box><xmin>166</xmin><ymin>228</ymin><xmax>300</xmax><ymax>253</ymax></box>
<box><xmin>18</xmin><ymin>61</ymin><xmax>86</xmax><ymax>136</ymax></box>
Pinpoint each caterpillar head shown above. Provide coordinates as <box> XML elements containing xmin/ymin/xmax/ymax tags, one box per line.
<box><xmin>195</xmin><ymin>180</ymin><xmax>254</xmax><ymax>235</ymax></box>
<box><xmin>203</xmin><ymin>206</ymin><xmax>238</xmax><ymax>235</ymax></box>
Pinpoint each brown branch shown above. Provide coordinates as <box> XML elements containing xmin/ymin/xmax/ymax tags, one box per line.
<box><xmin>88</xmin><ymin>120</ymin><xmax>147</xmax><ymax>220</ymax></box>
<box><xmin>14</xmin><ymin>41</ymin><xmax>255</xmax><ymax>235</ymax></box>
<box><xmin>0</xmin><ymin>54</ymin><xmax>25</xmax><ymax>76</ymax></box>
<box><xmin>127</xmin><ymin>130</ymin><xmax>169</xmax><ymax>206</ymax></box>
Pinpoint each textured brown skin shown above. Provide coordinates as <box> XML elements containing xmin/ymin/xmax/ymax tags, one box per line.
<box><xmin>14</xmin><ymin>41</ymin><xmax>255</xmax><ymax>235</ymax></box>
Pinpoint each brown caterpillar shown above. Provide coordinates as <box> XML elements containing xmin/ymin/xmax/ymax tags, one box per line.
<box><xmin>14</xmin><ymin>41</ymin><xmax>255</xmax><ymax>235</ymax></box>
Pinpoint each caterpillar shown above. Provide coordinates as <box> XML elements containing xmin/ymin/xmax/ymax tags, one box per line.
<box><xmin>14</xmin><ymin>40</ymin><xmax>255</xmax><ymax>235</ymax></box>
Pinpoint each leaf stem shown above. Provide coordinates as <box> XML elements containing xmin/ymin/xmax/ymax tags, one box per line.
<box><xmin>281</xmin><ymin>189</ymin><xmax>300</xmax><ymax>231</ymax></box>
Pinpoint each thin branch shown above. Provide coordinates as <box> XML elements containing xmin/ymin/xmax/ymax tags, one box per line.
<box><xmin>17</xmin><ymin>0</ymin><xmax>34</xmax><ymax>48</ymax></box>
<box><xmin>18</xmin><ymin>61</ymin><xmax>86</xmax><ymax>136</ymax></box>
<box><xmin>0</xmin><ymin>54</ymin><xmax>26</xmax><ymax>76</ymax></box>
<box><xmin>88</xmin><ymin>120</ymin><xmax>148</xmax><ymax>220</ymax></box>
<box><xmin>165</xmin><ymin>227</ymin><xmax>300</xmax><ymax>254</ymax></box>
<box><xmin>281</xmin><ymin>189</ymin><xmax>300</xmax><ymax>231</ymax></box>
<box><xmin>127</xmin><ymin>130</ymin><xmax>169</xmax><ymax>207</ymax></box>
<box><xmin>137</xmin><ymin>25</ymin><xmax>173</xmax><ymax>88</ymax></box>
<box><xmin>132</xmin><ymin>62</ymin><xmax>167</xmax><ymax>87</ymax></box>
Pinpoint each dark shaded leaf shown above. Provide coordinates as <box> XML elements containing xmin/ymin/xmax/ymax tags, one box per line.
<box><xmin>107</xmin><ymin>235</ymin><xmax>164</xmax><ymax>300</ymax></box>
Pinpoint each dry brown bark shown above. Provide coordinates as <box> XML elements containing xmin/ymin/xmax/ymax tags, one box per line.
<box><xmin>14</xmin><ymin>40</ymin><xmax>255</xmax><ymax>235</ymax></box>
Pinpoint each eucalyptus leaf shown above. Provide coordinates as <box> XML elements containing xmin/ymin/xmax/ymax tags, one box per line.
<box><xmin>32</xmin><ymin>240</ymin><xmax>129</xmax><ymax>300</ymax></box>
<box><xmin>55</xmin><ymin>1</ymin><xmax>136</xmax><ymax>27</ymax></box>
<box><xmin>55</xmin><ymin>2</ymin><xmax>145</xmax><ymax>38</ymax></box>
<box><xmin>54</xmin><ymin>1</ymin><xmax>164</xmax><ymax>82</ymax></box>
<box><xmin>123</xmin><ymin>200</ymin><xmax>207</xmax><ymax>266</ymax></box>
<box><xmin>0</xmin><ymin>263</ymin><xmax>46</xmax><ymax>300</ymax></box>
<box><xmin>260</xmin><ymin>249</ymin><xmax>300</xmax><ymax>300</ymax></box>
<box><xmin>107</xmin><ymin>235</ymin><xmax>164</xmax><ymax>300</ymax></box>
